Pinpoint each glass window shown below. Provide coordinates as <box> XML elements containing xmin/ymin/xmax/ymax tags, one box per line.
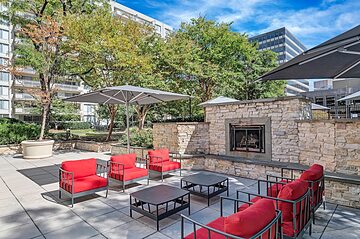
<box><xmin>315</xmin><ymin>97</ymin><xmax>324</xmax><ymax>105</ymax></box>
<box><xmin>155</xmin><ymin>24</ymin><xmax>161</xmax><ymax>33</ymax></box>
<box><xmin>0</xmin><ymin>43</ymin><xmax>8</xmax><ymax>54</ymax></box>
<box><xmin>326</xmin><ymin>96</ymin><xmax>335</xmax><ymax>107</ymax></box>
<box><xmin>0</xmin><ymin>86</ymin><xmax>8</xmax><ymax>95</ymax></box>
<box><xmin>0</xmin><ymin>100</ymin><xmax>8</xmax><ymax>109</ymax></box>
<box><xmin>0</xmin><ymin>29</ymin><xmax>8</xmax><ymax>40</ymax></box>
<box><xmin>0</xmin><ymin>71</ymin><xmax>9</xmax><ymax>81</ymax></box>
<box><xmin>0</xmin><ymin>57</ymin><xmax>7</xmax><ymax>65</ymax></box>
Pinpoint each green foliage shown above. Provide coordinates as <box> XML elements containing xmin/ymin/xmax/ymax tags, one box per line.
<box><xmin>0</xmin><ymin>120</ymin><xmax>40</xmax><ymax>144</ymax></box>
<box><xmin>51</xmin><ymin>99</ymin><xmax>81</xmax><ymax>121</ymax></box>
<box><xmin>59</xmin><ymin>121</ymin><xmax>91</xmax><ymax>130</ymax></box>
<box><xmin>119</xmin><ymin>127</ymin><xmax>153</xmax><ymax>148</ymax></box>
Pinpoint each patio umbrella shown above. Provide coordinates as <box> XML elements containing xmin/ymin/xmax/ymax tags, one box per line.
<box><xmin>258</xmin><ymin>25</ymin><xmax>360</xmax><ymax>81</ymax></box>
<box><xmin>64</xmin><ymin>85</ymin><xmax>191</xmax><ymax>152</ymax></box>
<box><xmin>338</xmin><ymin>90</ymin><xmax>360</xmax><ymax>101</ymax></box>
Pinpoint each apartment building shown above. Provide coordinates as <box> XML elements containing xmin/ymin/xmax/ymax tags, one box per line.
<box><xmin>249</xmin><ymin>27</ymin><xmax>309</xmax><ymax>96</ymax></box>
<box><xmin>0</xmin><ymin>1</ymin><xmax>172</xmax><ymax>123</ymax></box>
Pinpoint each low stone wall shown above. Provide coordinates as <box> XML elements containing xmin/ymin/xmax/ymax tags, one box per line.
<box><xmin>111</xmin><ymin>144</ymin><xmax>148</xmax><ymax>158</ymax></box>
<box><xmin>74</xmin><ymin>141</ymin><xmax>115</xmax><ymax>153</ymax></box>
<box><xmin>182</xmin><ymin>155</ymin><xmax>360</xmax><ymax>208</ymax></box>
<box><xmin>153</xmin><ymin>122</ymin><xmax>209</xmax><ymax>154</ymax></box>
<box><xmin>298</xmin><ymin>119</ymin><xmax>360</xmax><ymax>176</ymax></box>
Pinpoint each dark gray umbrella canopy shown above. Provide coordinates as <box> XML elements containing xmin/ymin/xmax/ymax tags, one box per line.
<box><xmin>259</xmin><ymin>25</ymin><xmax>360</xmax><ymax>80</ymax></box>
<box><xmin>65</xmin><ymin>85</ymin><xmax>191</xmax><ymax>152</ymax></box>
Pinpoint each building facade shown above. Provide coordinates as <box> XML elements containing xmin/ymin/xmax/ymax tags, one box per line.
<box><xmin>0</xmin><ymin>1</ymin><xmax>172</xmax><ymax>122</ymax></box>
<box><xmin>249</xmin><ymin>27</ymin><xmax>309</xmax><ymax>96</ymax></box>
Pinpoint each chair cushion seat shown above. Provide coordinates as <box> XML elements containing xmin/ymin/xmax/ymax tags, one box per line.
<box><xmin>149</xmin><ymin>161</ymin><xmax>181</xmax><ymax>172</ymax></box>
<box><xmin>110</xmin><ymin>154</ymin><xmax>136</xmax><ymax>169</ymax></box>
<box><xmin>184</xmin><ymin>217</ymin><xmax>227</xmax><ymax>239</ymax></box>
<box><xmin>110</xmin><ymin>167</ymin><xmax>148</xmax><ymax>181</ymax></box>
<box><xmin>61</xmin><ymin>158</ymin><xmax>97</xmax><ymax>179</ymax></box>
<box><xmin>61</xmin><ymin>175</ymin><xmax>107</xmax><ymax>193</ymax></box>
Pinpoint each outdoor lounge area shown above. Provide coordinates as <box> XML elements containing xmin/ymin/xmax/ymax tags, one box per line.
<box><xmin>0</xmin><ymin>151</ymin><xmax>359</xmax><ymax>239</ymax></box>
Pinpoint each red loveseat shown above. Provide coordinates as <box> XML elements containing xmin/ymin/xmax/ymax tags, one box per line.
<box><xmin>59</xmin><ymin>158</ymin><xmax>108</xmax><ymax>207</ymax></box>
<box><xmin>237</xmin><ymin>179</ymin><xmax>312</xmax><ymax>239</ymax></box>
<box><xmin>267</xmin><ymin>164</ymin><xmax>325</xmax><ymax>223</ymax></box>
<box><xmin>181</xmin><ymin>198</ymin><xmax>282</xmax><ymax>239</ymax></box>
<box><xmin>147</xmin><ymin>149</ymin><xmax>182</xmax><ymax>181</ymax></box>
<box><xmin>108</xmin><ymin>153</ymin><xmax>149</xmax><ymax>191</ymax></box>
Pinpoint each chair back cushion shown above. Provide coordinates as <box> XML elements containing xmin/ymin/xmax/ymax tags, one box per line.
<box><xmin>278</xmin><ymin>179</ymin><xmax>308</xmax><ymax>222</ymax></box>
<box><xmin>110</xmin><ymin>154</ymin><xmax>136</xmax><ymax>169</ymax></box>
<box><xmin>61</xmin><ymin>158</ymin><xmax>97</xmax><ymax>179</ymax></box>
<box><xmin>148</xmin><ymin>149</ymin><xmax>170</xmax><ymax>164</ymax></box>
<box><xmin>300</xmin><ymin>164</ymin><xmax>324</xmax><ymax>181</ymax></box>
<box><xmin>225</xmin><ymin>198</ymin><xmax>276</xmax><ymax>238</ymax></box>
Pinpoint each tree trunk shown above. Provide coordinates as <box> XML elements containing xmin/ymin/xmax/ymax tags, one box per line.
<box><xmin>136</xmin><ymin>105</ymin><xmax>149</xmax><ymax>130</ymax></box>
<box><xmin>39</xmin><ymin>103</ymin><xmax>50</xmax><ymax>140</ymax></box>
<box><xmin>106</xmin><ymin>105</ymin><xmax>117</xmax><ymax>141</ymax></box>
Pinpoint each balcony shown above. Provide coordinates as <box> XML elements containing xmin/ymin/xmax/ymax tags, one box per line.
<box><xmin>14</xmin><ymin>79</ymin><xmax>40</xmax><ymax>88</ymax></box>
<box><xmin>14</xmin><ymin>107</ymin><xmax>35</xmax><ymax>114</ymax></box>
<box><xmin>14</xmin><ymin>93</ymin><xmax>35</xmax><ymax>101</ymax></box>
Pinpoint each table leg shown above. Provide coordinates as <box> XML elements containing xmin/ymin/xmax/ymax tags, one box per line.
<box><xmin>207</xmin><ymin>187</ymin><xmax>210</xmax><ymax>206</ymax></box>
<box><xmin>129</xmin><ymin>196</ymin><xmax>133</xmax><ymax>218</ymax></box>
<box><xmin>227</xmin><ymin>179</ymin><xmax>229</xmax><ymax>196</ymax></box>
<box><xmin>156</xmin><ymin>205</ymin><xmax>159</xmax><ymax>231</ymax></box>
<box><xmin>188</xmin><ymin>193</ymin><xmax>191</xmax><ymax>215</ymax></box>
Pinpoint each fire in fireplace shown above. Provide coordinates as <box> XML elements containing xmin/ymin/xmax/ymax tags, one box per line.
<box><xmin>229</xmin><ymin>124</ymin><xmax>265</xmax><ymax>153</ymax></box>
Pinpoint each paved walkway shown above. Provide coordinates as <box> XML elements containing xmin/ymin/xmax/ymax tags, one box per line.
<box><xmin>0</xmin><ymin>151</ymin><xmax>359</xmax><ymax>239</ymax></box>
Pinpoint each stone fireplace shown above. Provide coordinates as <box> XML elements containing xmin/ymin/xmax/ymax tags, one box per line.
<box><xmin>225</xmin><ymin>117</ymin><xmax>271</xmax><ymax>160</ymax></box>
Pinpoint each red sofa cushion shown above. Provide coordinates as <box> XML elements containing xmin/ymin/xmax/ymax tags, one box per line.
<box><xmin>149</xmin><ymin>161</ymin><xmax>180</xmax><ymax>172</ymax></box>
<box><xmin>61</xmin><ymin>175</ymin><xmax>107</xmax><ymax>193</ymax></box>
<box><xmin>278</xmin><ymin>180</ymin><xmax>308</xmax><ymax>222</ymax></box>
<box><xmin>300</xmin><ymin>164</ymin><xmax>323</xmax><ymax>181</ymax></box>
<box><xmin>267</xmin><ymin>180</ymin><xmax>287</xmax><ymax>197</ymax></box>
<box><xmin>238</xmin><ymin>196</ymin><xmax>262</xmax><ymax>211</ymax></box>
<box><xmin>225</xmin><ymin>198</ymin><xmax>276</xmax><ymax>238</ymax></box>
<box><xmin>110</xmin><ymin>167</ymin><xmax>148</xmax><ymax>181</ymax></box>
<box><xmin>110</xmin><ymin>154</ymin><xmax>136</xmax><ymax>169</ymax></box>
<box><xmin>148</xmin><ymin>149</ymin><xmax>170</xmax><ymax>164</ymax></box>
<box><xmin>184</xmin><ymin>217</ymin><xmax>227</xmax><ymax>239</ymax></box>
<box><xmin>61</xmin><ymin>158</ymin><xmax>97</xmax><ymax>179</ymax></box>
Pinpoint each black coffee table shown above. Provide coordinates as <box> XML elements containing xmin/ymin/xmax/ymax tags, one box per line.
<box><xmin>181</xmin><ymin>173</ymin><xmax>229</xmax><ymax>206</ymax></box>
<box><xmin>130</xmin><ymin>185</ymin><xmax>190</xmax><ymax>231</ymax></box>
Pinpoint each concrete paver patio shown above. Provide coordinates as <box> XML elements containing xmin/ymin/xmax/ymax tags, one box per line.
<box><xmin>0</xmin><ymin>151</ymin><xmax>359</xmax><ymax>239</ymax></box>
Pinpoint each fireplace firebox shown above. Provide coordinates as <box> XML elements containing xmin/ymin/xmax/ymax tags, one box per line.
<box><xmin>229</xmin><ymin>124</ymin><xmax>265</xmax><ymax>153</ymax></box>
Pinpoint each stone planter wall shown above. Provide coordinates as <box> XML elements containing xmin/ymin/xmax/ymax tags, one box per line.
<box><xmin>153</xmin><ymin>122</ymin><xmax>210</xmax><ymax>154</ymax></box>
<box><xmin>74</xmin><ymin>141</ymin><xmax>115</xmax><ymax>153</ymax></box>
<box><xmin>298</xmin><ymin>119</ymin><xmax>360</xmax><ymax>176</ymax></box>
<box><xmin>182</xmin><ymin>156</ymin><xmax>360</xmax><ymax>208</ymax></box>
<box><xmin>111</xmin><ymin>144</ymin><xmax>149</xmax><ymax>158</ymax></box>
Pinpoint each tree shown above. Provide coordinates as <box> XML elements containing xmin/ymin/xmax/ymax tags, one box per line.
<box><xmin>1</xmin><ymin>0</ymin><xmax>105</xmax><ymax>140</ymax></box>
<box><xmin>64</xmin><ymin>9</ymin><xmax>154</xmax><ymax>139</ymax></box>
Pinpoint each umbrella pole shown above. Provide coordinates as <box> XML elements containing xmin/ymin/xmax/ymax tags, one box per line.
<box><xmin>126</xmin><ymin>101</ymin><xmax>130</xmax><ymax>153</ymax></box>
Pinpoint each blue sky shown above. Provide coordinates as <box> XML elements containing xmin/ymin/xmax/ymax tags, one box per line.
<box><xmin>117</xmin><ymin>0</ymin><xmax>360</xmax><ymax>49</ymax></box>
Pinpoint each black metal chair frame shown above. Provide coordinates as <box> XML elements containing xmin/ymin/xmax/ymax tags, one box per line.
<box><xmin>146</xmin><ymin>152</ymin><xmax>182</xmax><ymax>182</ymax></box>
<box><xmin>181</xmin><ymin>197</ymin><xmax>283</xmax><ymax>239</ymax></box>
<box><xmin>237</xmin><ymin>180</ymin><xmax>312</xmax><ymax>239</ymax></box>
<box><xmin>108</xmin><ymin>156</ymin><xmax>149</xmax><ymax>192</ymax></box>
<box><xmin>266</xmin><ymin>166</ymin><xmax>326</xmax><ymax>224</ymax></box>
<box><xmin>58</xmin><ymin>161</ymin><xmax>108</xmax><ymax>207</ymax></box>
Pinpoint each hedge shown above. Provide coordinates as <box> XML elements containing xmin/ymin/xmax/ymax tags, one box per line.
<box><xmin>0</xmin><ymin>119</ymin><xmax>40</xmax><ymax>145</ymax></box>
<box><xmin>50</xmin><ymin>121</ymin><xmax>92</xmax><ymax>130</ymax></box>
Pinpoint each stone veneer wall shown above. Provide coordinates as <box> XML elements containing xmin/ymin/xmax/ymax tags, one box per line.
<box><xmin>298</xmin><ymin>120</ymin><xmax>360</xmax><ymax>176</ymax></box>
<box><xmin>205</xmin><ymin>97</ymin><xmax>310</xmax><ymax>163</ymax></box>
<box><xmin>153</xmin><ymin>122</ymin><xmax>209</xmax><ymax>154</ymax></box>
<box><xmin>180</xmin><ymin>156</ymin><xmax>360</xmax><ymax>208</ymax></box>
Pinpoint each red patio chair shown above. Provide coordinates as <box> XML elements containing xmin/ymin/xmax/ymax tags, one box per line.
<box><xmin>59</xmin><ymin>158</ymin><xmax>108</xmax><ymax>207</ymax></box>
<box><xmin>147</xmin><ymin>149</ymin><xmax>182</xmax><ymax>181</ymax></box>
<box><xmin>108</xmin><ymin>153</ymin><xmax>149</xmax><ymax>191</ymax></box>
<box><xmin>181</xmin><ymin>197</ymin><xmax>283</xmax><ymax>239</ymax></box>
<box><xmin>238</xmin><ymin>179</ymin><xmax>312</xmax><ymax>239</ymax></box>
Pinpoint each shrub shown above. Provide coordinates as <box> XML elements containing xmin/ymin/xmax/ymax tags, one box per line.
<box><xmin>50</xmin><ymin>121</ymin><xmax>92</xmax><ymax>130</ymax></box>
<box><xmin>119</xmin><ymin>127</ymin><xmax>153</xmax><ymax>148</ymax></box>
<box><xmin>0</xmin><ymin>120</ymin><xmax>40</xmax><ymax>145</ymax></box>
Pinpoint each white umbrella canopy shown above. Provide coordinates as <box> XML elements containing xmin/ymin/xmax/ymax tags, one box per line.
<box><xmin>64</xmin><ymin>85</ymin><xmax>191</xmax><ymax>152</ymax></box>
<box><xmin>337</xmin><ymin>90</ymin><xmax>360</xmax><ymax>101</ymax></box>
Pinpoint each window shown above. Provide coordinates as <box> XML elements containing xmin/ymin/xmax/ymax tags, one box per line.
<box><xmin>0</xmin><ymin>71</ymin><xmax>9</xmax><ymax>81</ymax></box>
<box><xmin>326</xmin><ymin>96</ymin><xmax>335</xmax><ymax>107</ymax></box>
<box><xmin>0</xmin><ymin>43</ymin><xmax>8</xmax><ymax>54</ymax></box>
<box><xmin>0</xmin><ymin>57</ymin><xmax>7</xmax><ymax>65</ymax></box>
<box><xmin>155</xmin><ymin>24</ymin><xmax>161</xmax><ymax>33</ymax></box>
<box><xmin>0</xmin><ymin>86</ymin><xmax>8</xmax><ymax>95</ymax></box>
<box><xmin>315</xmin><ymin>97</ymin><xmax>324</xmax><ymax>105</ymax></box>
<box><xmin>0</xmin><ymin>100</ymin><xmax>8</xmax><ymax>109</ymax></box>
<box><xmin>0</xmin><ymin>29</ymin><xmax>8</xmax><ymax>40</ymax></box>
<box><xmin>84</xmin><ymin>104</ymin><xmax>94</xmax><ymax>114</ymax></box>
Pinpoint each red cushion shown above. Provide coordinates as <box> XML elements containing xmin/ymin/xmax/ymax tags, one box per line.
<box><xmin>110</xmin><ymin>167</ymin><xmax>148</xmax><ymax>181</ymax></box>
<box><xmin>149</xmin><ymin>161</ymin><xmax>180</xmax><ymax>172</ymax></box>
<box><xmin>61</xmin><ymin>175</ymin><xmax>107</xmax><ymax>193</ymax></box>
<box><xmin>283</xmin><ymin>217</ymin><xmax>303</xmax><ymax>237</ymax></box>
<box><xmin>267</xmin><ymin>180</ymin><xmax>287</xmax><ymax>197</ymax></box>
<box><xmin>300</xmin><ymin>164</ymin><xmax>323</xmax><ymax>181</ymax></box>
<box><xmin>184</xmin><ymin>217</ymin><xmax>227</xmax><ymax>239</ymax></box>
<box><xmin>225</xmin><ymin>199</ymin><xmax>276</xmax><ymax>238</ymax></box>
<box><xmin>278</xmin><ymin>180</ymin><xmax>308</xmax><ymax>222</ymax></box>
<box><xmin>110</xmin><ymin>154</ymin><xmax>136</xmax><ymax>169</ymax></box>
<box><xmin>148</xmin><ymin>149</ymin><xmax>170</xmax><ymax>164</ymax></box>
<box><xmin>238</xmin><ymin>196</ymin><xmax>261</xmax><ymax>211</ymax></box>
<box><xmin>61</xmin><ymin>158</ymin><xmax>97</xmax><ymax>179</ymax></box>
